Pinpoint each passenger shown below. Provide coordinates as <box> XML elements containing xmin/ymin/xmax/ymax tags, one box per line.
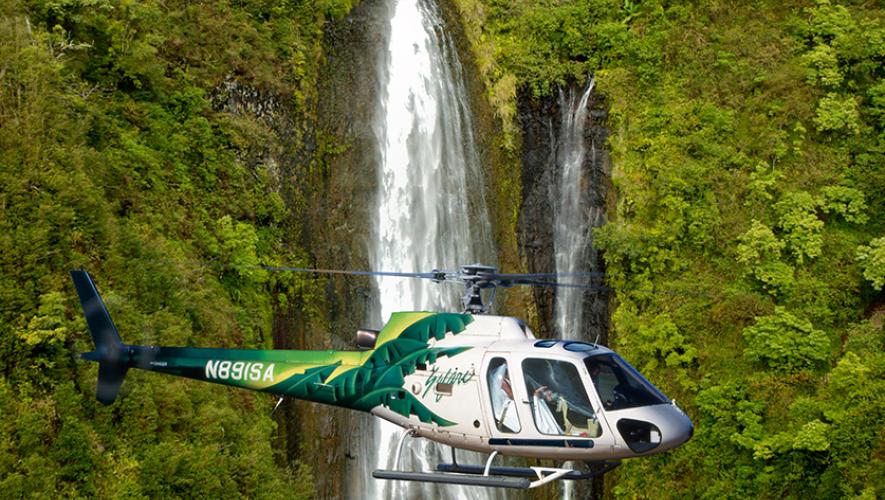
<box><xmin>489</xmin><ymin>362</ymin><xmax>519</xmax><ymax>432</ymax></box>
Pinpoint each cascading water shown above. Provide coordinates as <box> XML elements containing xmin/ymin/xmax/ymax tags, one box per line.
<box><xmin>359</xmin><ymin>0</ymin><xmax>497</xmax><ymax>497</ymax></box>
<box><xmin>552</xmin><ymin>79</ymin><xmax>602</xmax><ymax>500</ymax></box>
<box><xmin>553</xmin><ymin>78</ymin><xmax>599</xmax><ymax>341</ymax></box>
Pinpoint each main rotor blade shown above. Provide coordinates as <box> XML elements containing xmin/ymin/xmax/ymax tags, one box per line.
<box><xmin>251</xmin><ymin>265</ymin><xmax>612</xmax><ymax>286</ymax></box>
<box><xmin>252</xmin><ymin>265</ymin><xmax>441</xmax><ymax>280</ymax></box>
<box><xmin>486</xmin><ymin>272</ymin><xmax>606</xmax><ymax>279</ymax></box>
<box><xmin>501</xmin><ymin>279</ymin><xmax>613</xmax><ymax>291</ymax></box>
<box><xmin>220</xmin><ymin>262</ymin><xmax>709</xmax><ymax>297</ymax></box>
<box><xmin>254</xmin><ymin>266</ymin><xmax>607</xmax><ymax>284</ymax></box>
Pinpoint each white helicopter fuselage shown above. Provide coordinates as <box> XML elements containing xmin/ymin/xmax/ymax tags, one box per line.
<box><xmin>372</xmin><ymin>315</ymin><xmax>694</xmax><ymax>462</ymax></box>
<box><xmin>72</xmin><ymin>267</ymin><xmax>691</xmax><ymax>488</ymax></box>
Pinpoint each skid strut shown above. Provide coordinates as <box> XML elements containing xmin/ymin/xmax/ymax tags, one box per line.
<box><xmin>372</xmin><ymin>430</ymin><xmax>620</xmax><ymax>489</ymax></box>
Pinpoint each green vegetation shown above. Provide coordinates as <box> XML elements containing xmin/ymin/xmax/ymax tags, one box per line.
<box><xmin>453</xmin><ymin>0</ymin><xmax>884</xmax><ymax>497</ymax></box>
<box><xmin>1</xmin><ymin>0</ymin><xmax>354</xmax><ymax>495</ymax></box>
<box><xmin>3</xmin><ymin>0</ymin><xmax>883</xmax><ymax>497</ymax></box>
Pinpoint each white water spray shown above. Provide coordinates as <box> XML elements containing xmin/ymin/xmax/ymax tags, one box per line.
<box><xmin>361</xmin><ymin>0</ymin><xmax>496</xmax><ymax>497</ymax></box>
<box><xmin>554</xmin><ymin>79</ymin><xmax>598</xmax><ymax>341</ymax></box>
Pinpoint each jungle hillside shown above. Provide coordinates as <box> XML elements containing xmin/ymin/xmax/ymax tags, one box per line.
<box><xmin>1</xmin><ymin>0</ymin><xmax>883</xmax><ymax>498</ymax></box>
<box><xmin>451</xmin><ymin>0</ymin><xmax>884</xmax><ymax>496</ymax></box>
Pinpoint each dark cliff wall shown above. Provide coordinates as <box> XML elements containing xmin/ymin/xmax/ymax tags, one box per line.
<box><xmin>516</xmin><ymin>90</ymin><xmax>559</xmax><ymax>338</ymax></box>
<box><xmin>273</xmin><ymin>1</ymin><xmax>391</xmax><ymax>497</ymax></box>
<box><xmin>516</xmin><ymin>83</ymin><xmax>611</xmax><ymax>345</ymax></box>
<box><xmin>436</xmin><ymin>0</ymin><xmax>536</xmax><ymax>319</ymax></box>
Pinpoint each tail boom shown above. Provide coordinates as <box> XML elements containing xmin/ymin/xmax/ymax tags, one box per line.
<box><xmin>70</xmin><ymin>269</ymin><xmax>367</xmax><ymax>405</ymax></box>
<box><xmin>71</xmin><ymin>271</ymin><xmax>472</xmax><ymax>427</ymax></box>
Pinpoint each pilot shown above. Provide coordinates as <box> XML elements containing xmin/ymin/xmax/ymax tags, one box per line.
<box><xmin>533</xmin><ymin>385</ymin><xmax>600</xmax><ymax>437</ymax></box>
<box><xmin>587</xmin><ymin>360</ymin><xmax>614</xmax><ymax>410</ymax></box>
<box><xmin>532</xmin><ymin>385</ymin><xmax>564</xmax><ymax>434</ymax></box>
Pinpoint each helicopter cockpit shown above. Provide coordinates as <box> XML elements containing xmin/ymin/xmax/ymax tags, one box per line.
<box><xmin>476</xmin><ymin>339</ymin><xmax>691</xmax><ymax>464</ymax></box>
<box><xmin>584</xmin><ymin>353</ymin><xmax>669</xmax><ymax>411</ymax></box>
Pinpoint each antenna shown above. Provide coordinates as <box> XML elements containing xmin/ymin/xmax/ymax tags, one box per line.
<box><xmin>271</xmin><ymin>396</ymin><xmax>285</xmax><ymax>416</ymax></box>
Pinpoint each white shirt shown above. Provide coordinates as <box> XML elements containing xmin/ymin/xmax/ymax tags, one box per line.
<box><xmin>532</xmin><ymin>395</ymin><xmax>564</xmax><ymax>435</ymax></box>
<box><xmin>489</xmin><ymin>364</ymin><xmax>520</xmax><ymax>432</ymax></box>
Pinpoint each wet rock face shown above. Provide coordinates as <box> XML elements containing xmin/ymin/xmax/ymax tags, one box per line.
<box><xmin>283</xmin><ymin>2</ymin><xmax>391</xmax><ymax>498</ymax></box>
<box><xmin>517</xmin><ymin>83</ymin><xmax>611</xmax><ymax>500</ymax></box>
<box><xmin>211</xmin><ymin>76</ymin><xmax>294</xmax><ymax>195</ymax></box>
<box><xmin>214</xmin><ymin>76</ymin><xmax>284</xmax><ymax>124</ymax></box>
<box><xmin>580</xmin><ymin>90</ymin><xmax>611</xmax><ymax>347</ymax></box>
<box><xmin>319</xmin><ymin>0</ymin><xmax>389</xmax><ymax>179</ymax></box>
<box><xmin>516</xmin><ymin>83</ymin><xmax>611</xmax><ymax>344</ymax></box>
<box><xmin>306</xmin><ymin>0</ymin><xmax>387</xmax><ymax>278</ymax></box>
<box><xmin>517</xmin><ymin>90</ymin><xmax>559</xmax><ymax>338</ymax></box>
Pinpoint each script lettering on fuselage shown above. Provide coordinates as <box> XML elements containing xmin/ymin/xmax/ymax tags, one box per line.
<box><xmin>422</xmin><ymin>366</ymin><xmax>474</xmax><ymax>402</ymax></box>
<box><xmin>205</xmin><ymin>360</ymin><xmax>275</xmax><ymax>383</ymax></box>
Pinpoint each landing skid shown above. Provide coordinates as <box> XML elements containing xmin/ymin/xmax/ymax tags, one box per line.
<box><xmin>436</xmin><ymin>460</ymin><xmax>621</xmax><ymax>480</ymax></box>
<box><xmin>373</xmin><ymin>470</ymin><xmax>532</xmax><ymax>489</ymax></box>
<box><xmin>372</xmin><ymin>430</ymin><xmax>621</xmax><ymax>489</ymax></box>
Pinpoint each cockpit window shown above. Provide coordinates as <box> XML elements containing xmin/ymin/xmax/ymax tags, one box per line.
<box><xmin>487</xmin><ymin>358</ymin><xmax>521</xmax><ymax>433</ymax></box>
<box><xmin>522</xmin><ymin>358</ymin><xmax>602</xmax><ymax>438</ymax></box>
<box><xmin>534</xmin><ymin>340</ymin><xmax>557</xmax><ymax>348</ymax></box>
<box><xmin>563</xmin><ymin>341</ymin><xmax>597</xmax><ymax>352</ymax></box>
<box><xmin>585</xmin><ymin>354</ymin><xmax>668</xmax><ymax>410</ymax></box>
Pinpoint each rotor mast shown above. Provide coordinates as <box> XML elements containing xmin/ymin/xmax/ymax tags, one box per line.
<box><xmin>432</xmin><ymin>264</ymin><xmax>499</xmax><ymax>315</ymax></box>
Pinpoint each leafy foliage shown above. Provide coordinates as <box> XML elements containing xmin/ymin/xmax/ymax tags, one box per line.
<box><xmin>0</xmin><ymin>0</ymin><xmax>355</xmax><ymax>495</ymax></box>
<box><xmin>820</xmin><ymin>185</ymin><xmax>868</xmax><ymax>224</ymax></box>
<box><xmin>456</xmin><ymin>0</ymin><xmax>884</xmax><ymax>497</ymax></box>
<box><xmin>814</xmin><ymin>92</ymin><xmax>860</xmax><ymax>133</ymax></box>
<box><xmin>857</xmin><ymin>236</ymin><xmax>885</xmax><ymax>289</ymax></box>
<box><xmin>736</xmin><ymin>220</ymin><xmax>793</xmax><ymax>294</ymax></box>
<box><xmin>775</xmin><ymin>191</ymin><xmax>825</xmax><ymax>264</ymax></box>
<box><xmin>742</xmin><ymin>307</ymin><xmax>830</xmax><ymax>373</ymax></box>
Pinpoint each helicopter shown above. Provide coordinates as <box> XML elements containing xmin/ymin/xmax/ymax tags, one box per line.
<box><xmin>71</xmin><ymin>263</ymin><xmax>693</xmax><ymax>489</ymax></box>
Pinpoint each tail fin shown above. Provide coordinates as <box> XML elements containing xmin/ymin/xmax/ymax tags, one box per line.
<box><xmin>70</xmin><ymin>270</ymin><xmax>129</xmax><ymax>404</ymax></box>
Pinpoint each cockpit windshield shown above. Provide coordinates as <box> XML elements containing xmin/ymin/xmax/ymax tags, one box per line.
<box><xmin>584</xmin><ymin>354</ymin><xmax>669</xmax><ymax>410</ymax></box>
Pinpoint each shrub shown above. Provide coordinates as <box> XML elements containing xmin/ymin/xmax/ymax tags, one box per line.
<box><xmin>743</xmin><ymin>307</ymin><xmax>830</xmax><ymax>372</ymax></box>
<box><xmin>856</xmin><ymin>237</ymin><xmax>885</xmax><ymax>289</ymax></box>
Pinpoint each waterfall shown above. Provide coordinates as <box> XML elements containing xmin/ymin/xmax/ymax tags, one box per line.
<box><xmin>552</xmin><ymin>79</ymin><xmax>602</xmax><ymax>500</ymax></box>
<box><xmin>553</xmin><ymin>79</ymin><xmax>599</xmax><ymax>341</ymax></box>
<box><xmin>358</xmin><ymin>0</ymin><xmax>496</xmax><ymax>497</ymax></box>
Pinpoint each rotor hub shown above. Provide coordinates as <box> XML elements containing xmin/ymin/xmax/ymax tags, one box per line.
<box><xmin>459</xmin><ymin>264</ymin><xmax>498</xmax><ymax>314</ymax></box>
